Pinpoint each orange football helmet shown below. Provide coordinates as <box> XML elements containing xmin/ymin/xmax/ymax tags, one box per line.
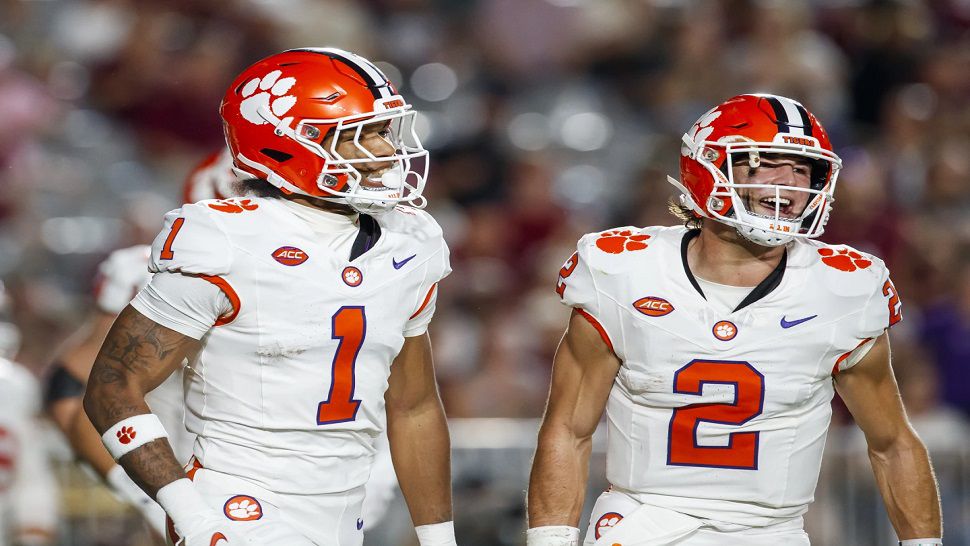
<box><xmin>220</xmin><ymin>48</ymin><xmax>427</xmax><ymax>213</ymax></box>
<box><xmin>668</xmin><ymin>93</ymin><xmax>842</xmax><ymax>246</ymax></box>
<box><xmin>182</xmin><ymin>149</ymin><xmax>237</xmax><ymax>204</ymax></box>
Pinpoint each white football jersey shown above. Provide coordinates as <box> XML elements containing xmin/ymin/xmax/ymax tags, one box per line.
<box><xmin>93</xmin><ymin>245</ymin><xmax>194</xmax><ymax>462</ymax></box>
<box><xmin>557</xmin><ymin>226</ymin><xmax>900</xmax><ymax>527</ymax></box>
<box><xmin>0</xmin><ymin>358</ymin><xmax>58</xmax><ymax>544</ymax></box>
<box><xmin>141</xmin><ymin>197</ymin><xmax>450</xmax><ymax>495</ymax></box>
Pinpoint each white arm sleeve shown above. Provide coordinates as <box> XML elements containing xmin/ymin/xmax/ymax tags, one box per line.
<box><xmin>130</xmin><ymin>272</ymin><xmax>232</xmax><ymax>340</ymax></box>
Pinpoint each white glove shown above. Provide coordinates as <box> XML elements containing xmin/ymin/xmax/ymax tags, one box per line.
<box><xmin>156</xmin><ymin>479</ymin><xmax>247</xmax><ymax>546</ymax></box>
<box><xmin>106</xmin><ymin>465</ymin><xmax>167</xmax><ymax>538</ymax></box>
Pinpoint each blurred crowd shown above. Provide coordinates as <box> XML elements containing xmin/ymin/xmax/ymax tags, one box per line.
<box><xmin>0</xmin><ymin>0</ymin><xmax>968</xmax><ymax>544</ymax></box>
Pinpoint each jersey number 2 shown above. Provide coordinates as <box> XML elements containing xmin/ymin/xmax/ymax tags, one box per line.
<box><xmin>667</xmin><ymin>360</ymin><xmax>764</xmax><ymax>470</ymax></box>
<box><xmin>317</xmin><ymin>306</ymin><xmax>365</xmax><ymax>425</ymax></box>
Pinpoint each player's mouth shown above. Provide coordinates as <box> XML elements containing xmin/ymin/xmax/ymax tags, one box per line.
<box><xmin>358</xmin><ymin>165</ymin><xmax>403</xmax><ymax>192</ymax></box>
<box><xmin>754</xmin><ymin>196</ymin><xmax>798</xmax><ymax>219</ymax></box>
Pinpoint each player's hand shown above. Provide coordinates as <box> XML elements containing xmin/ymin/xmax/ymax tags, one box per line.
<box><xmin>175</xmin><ymin>516</ymin><xmax>247</xmax><ymax>546</ymax></box>
<box><xmin>106</xmin><ymin>465</ymin><xmax>167</xmax><ymax>538</ymax></box>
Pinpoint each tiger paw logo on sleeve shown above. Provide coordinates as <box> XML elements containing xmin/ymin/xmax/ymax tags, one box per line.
<box><xmin>595</xmin><ymin>229</ymin><xmax>651</xmax><ymax>254</ymax></box>
<box><xmin>817</xmin><ymin>247</ymin><xmax>872</xmax><ymax>272</ymax></box>
<box><xmin>207</xmin><ymin>198</ymin><xmax>260</xmax><ymax>214</ymax></box>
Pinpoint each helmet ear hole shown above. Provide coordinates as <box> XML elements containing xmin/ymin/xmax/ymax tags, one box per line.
<box><xmin>260</xmin><ymin>149</ymin><xmax>293</xmax><ymax>163</ymax></box>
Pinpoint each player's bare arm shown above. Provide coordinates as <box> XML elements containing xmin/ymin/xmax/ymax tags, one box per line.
<box><xmin>82</xmin><ymin>305</ymin><xmax>196</xmax><ymax>496</ymax></box>
<box><xmin>528</xmin><ymin>310</ymin><xmax>621</xmax><ymax>537</ymax></box>
<box><xmin>834</xmin><ymin>333</ymin><xmax>943</xmax><ymax>540</ymax></box>
<box><xmin>385</xmin><ymin>333</ymin><xmax>453</xmax><ymax>527</ymax></box>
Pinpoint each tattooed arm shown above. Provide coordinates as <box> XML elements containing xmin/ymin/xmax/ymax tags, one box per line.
<box><xmin>82</xmin><ymin>305</ymin><xmax>199</xmax><ymax>497</ymax></box>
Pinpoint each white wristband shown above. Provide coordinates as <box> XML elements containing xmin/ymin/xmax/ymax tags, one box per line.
<box><xmin>101</xmin><ymin>414</ymin><xmax>168</xmax><ymax>460</ymax></box>
<box><xmin>415</xmin><ymin>521</ymin><xmax>457</xmax><ymax>546</ymax></box>
<box><xmin>526</xmin><ymin>525</ymin><xmax>580</xmax><ymax>546</ymax></box>
<box><xmin>899</xmin><ymin>540</ymin><xmax>942</xmax><ymax>546</ymax></box>
<box><xmin>156</xmin><ymin>478</ymin><xmax>214</xmax><ymax>535</ymax></box>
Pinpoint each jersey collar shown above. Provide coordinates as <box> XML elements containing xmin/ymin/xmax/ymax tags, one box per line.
<box><xmin>680</xmin><ymin>229</ymin><xmax>788</xmax><ymax>312</ymax></box>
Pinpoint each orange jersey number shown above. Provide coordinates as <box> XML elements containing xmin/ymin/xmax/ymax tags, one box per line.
<box><xmin>882</xmin><ymin>279</ymin><xmax>902</xmax><ymax>327</ymax></box>
<box><xmin>556</xmin><ymin>252</ymin><xmax>579</xmax><ymax>298</ymax></box>
<box><xmin>159</xmin><ymin>217</ymin><xmax>186</xmax><ymax>260</ymax></box>
<box><xmin>317</xmin><ymin>306</ymin><xmax>365</xmax><ymax>425</ymax></box>
<box><xmin>667</xmin><ymin>360</ymin><xmax>764</xmax><ymax>470</ymax></box>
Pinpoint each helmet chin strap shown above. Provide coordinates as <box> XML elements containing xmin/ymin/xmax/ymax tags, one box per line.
<box><xmin>735</xmin><ymin>224</ymin><xmax>794</xmax><ymax>247</ymax></box>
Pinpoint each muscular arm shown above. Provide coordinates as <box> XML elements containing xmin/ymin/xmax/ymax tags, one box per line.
<box><xmin>835</xmin><ymin>333</ymin><xmax>942</xmax><ymax>540</ymax></box>
<box><xmin>82</xmin><ymin>305</ymin><xmax>199</xmax><ymax>498</ymax></box>
<box><xmin>528</xmin><ymin>310</ymin><xmax>621</xmax><ymax>528</ymax></box>
<box><xmin>385</xmin><ymin>333</ymin><xmax>452</xmax><ymax>526</ymax></box>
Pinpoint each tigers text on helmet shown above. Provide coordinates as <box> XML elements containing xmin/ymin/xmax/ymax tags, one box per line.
<box><xmin>668</xmin><ymin>93</ymin><xmax>842</xmax><ymax>246</ymax></box>
<box><xmin>220</xmin><ymin>48</ymin><xmax>428</xmax><ymax>214</ymax></box>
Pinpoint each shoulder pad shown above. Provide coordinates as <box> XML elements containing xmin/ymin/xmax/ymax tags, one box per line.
<box><xmin>801</xmin><ymin>241</ymin><xmax>900</xmax><ymax>336</ymax></box>
<box><xmin>149</xmin><ymin>202</ymin><xmax>233</xmax><ymax>276</ymax></box>
<box><xmin>577</xmin><ymin>226</ymin><xmax>662</xmax><ymax>275</ymax></box>
<box><xmin>381</xmin><ymin>206</ymin><xmax>444</xmax><ymax>244</ymax></box>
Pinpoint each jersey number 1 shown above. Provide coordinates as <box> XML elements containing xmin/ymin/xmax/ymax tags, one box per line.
<box><xmin>667</xmin><ymin>360</ymin><xmax>765</xmax><ymax>470</ymax></box>
<box><xmin>317</xmin><ymin>306</ymin><xmax>365</xmax><ymax>425</ymax></box>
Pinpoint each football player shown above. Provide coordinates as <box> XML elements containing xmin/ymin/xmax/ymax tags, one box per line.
<box><xmin>44</xmin><ymin>149</ymin><xmax>234</xmax><ymax>540</ymax></box>
<box><xmin>527</xmin><ymin>94</ymin><xmax>943</xmax><ymax>545</ymax></box>
<box><xmin>83</xmin><ymin>48</ymin><xmax>455</xmax><ymax>546</ymax></box>
<box><xmin>0</xmin><ymin>283</ymin><xmax>59</xmax><ymax>546</ymax></box>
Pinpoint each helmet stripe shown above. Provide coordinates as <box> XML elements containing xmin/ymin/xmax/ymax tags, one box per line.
<box><xmin>762</xmin><ymin>95</ymin><xmax>807</xmax><ymax>137</ymax></box>
<box><xmin>794</xmin><ymin>104</ymin><xmax>814</xmax><ymax>138</ymax></box>
<box><xmin>293</xmin><ymin>48</ymin><xmax>394</xmax><ymax>100</ymax></box>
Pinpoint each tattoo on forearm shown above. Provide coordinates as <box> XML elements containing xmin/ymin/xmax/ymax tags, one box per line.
<box><xmin>119</xmin><ymin>438</ymin><xmax>189</xmax><ymax>498</ymax></box>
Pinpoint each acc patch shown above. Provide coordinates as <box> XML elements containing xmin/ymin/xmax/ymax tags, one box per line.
<box><xmin>633</xmin><ymin>296</ymin><xmax>674</xmax><ymax>317</ymax></box>
<box><xmin>272</xmin><ymin>246</ymin><xmax>309</xmax><ymax>266</ymax></box>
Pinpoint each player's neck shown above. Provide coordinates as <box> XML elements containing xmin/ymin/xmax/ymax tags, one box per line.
<box><xmin>284</xmin><ymin>195</ymin><xmax>358</xmax><ymax>217</ymax></box>
<box><xmin>687</xmin><ymin>222</ymin><xmax>786</xmax><ymax>287</ymax></box>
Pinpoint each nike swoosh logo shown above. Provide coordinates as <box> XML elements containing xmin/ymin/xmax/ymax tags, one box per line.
<box><xmin>210</xmin><ymin>532</ymin><xmax>228</xmax><ymax>546</ymax></box>
<box><xmin>780</xmin><ymin>314</ymin><xmax>818</xmax><ymax>328</ymax></box>
<box><xmin>393</xmin><ymin>254</ymin><xmax>417</xmax><ymax>270</ymax></box>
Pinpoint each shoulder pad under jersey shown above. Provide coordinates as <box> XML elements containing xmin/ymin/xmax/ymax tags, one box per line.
<box><xmin>803</xmin><ymin>241</ymin><xmax>901</xmax><ymax>338</ymax></box>
<box><xmin>148</xmin><ymin>201</ymin><xmax>235</xmax><ymax>276</ymax></box>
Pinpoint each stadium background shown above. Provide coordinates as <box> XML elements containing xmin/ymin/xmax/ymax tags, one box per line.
<box><xmin>0</xmin><ymin>0</ymin><xmax>968</xmax><ymax>544</ymax></box>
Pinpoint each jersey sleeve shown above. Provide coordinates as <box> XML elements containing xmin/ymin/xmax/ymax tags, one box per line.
<box><xmin>555</xmin><ymin>235</ymin><xmax>619</xmax><ymax>355</ymax></box>
<box><xmin>403</xmin><ymin>236</ymin><xmax>451</xmax><ymax>337</ymax></box>
<box><xmin>836</xmin><ymin>261</ymin><xmax>901</xmax><ymax>373</ymax></box>
<box><xmin>130</xmin><ymin>272</ymin><xmax>233</xmax><ymax>340</ymax></box>
<box><xmin>149</xmin><ymin>204</ymin><xmax>233</xmax><ymax>276</ymax></box>
<box><xmin>94</xmin><ymin>246</ymin><xmax>150</xmax><ymax>314</ymax></box>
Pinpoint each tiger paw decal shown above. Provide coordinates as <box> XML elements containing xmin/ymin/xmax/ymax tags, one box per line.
<box><xmin>818</xmin><ymin>247</ymin><xmax>872</xmax><ymax>272</ymax></box>
<box><xmin>239</xmin><ymin>70</ymin><xmax>297</xmax><ymax>125</ymax></box>
<box><xmin>116</xmin><ymin>426</ymin><xmax>136</xmax><ymax>445</ymax></box>
<box><xmin>207</xmin><ymin>198</ymin><xmax>259</xmax><ymax>214</ymax></box>
<box><xmin>595</xmin><ymin>230</ymin><xmax>650</xmax><ymax>254</ymax></box>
